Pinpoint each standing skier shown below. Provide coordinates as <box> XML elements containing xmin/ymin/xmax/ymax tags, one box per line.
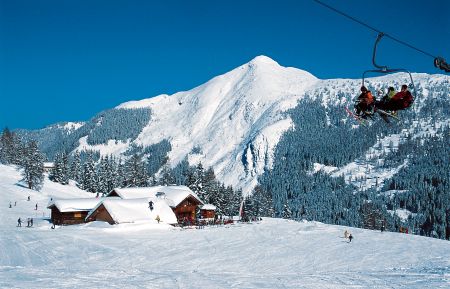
<box><xmin>148</xmin><ymin>201</ymin><xmax>154</xmax><ymax>211</ymax></box>
<box><xmin>17</xmin><ymin>218</ymin><xmax>22</xmax><ymax>227</ymax></box>
<box><xmin>348</xmin><ymin>234</ymin><xmax>353</xmax><ymax>243</ymax></box>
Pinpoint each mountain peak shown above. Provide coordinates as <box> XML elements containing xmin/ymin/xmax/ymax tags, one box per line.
<box><xmin>248</xmin><ymin>55</ymin><xmax>280</xmax><ymax>67</ymax></box>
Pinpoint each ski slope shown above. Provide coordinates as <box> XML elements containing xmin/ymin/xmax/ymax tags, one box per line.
<box><xmin>1</xmin><ymin>164</ymin><xmax>449</xmax><ymax>289</ymax></box>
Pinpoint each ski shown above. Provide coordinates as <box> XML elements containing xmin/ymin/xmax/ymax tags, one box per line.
<box><xmin>376</xmin><ymin>109</ymin><xmax>400</xmax><ymax>121</ymax></box>
<box><xmin>345</xmin><ymin>107</ymin><xmax>368</xmax><ymax>126</ymax></box>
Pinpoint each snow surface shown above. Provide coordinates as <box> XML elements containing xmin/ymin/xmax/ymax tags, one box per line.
<box><xmin>201</xmin><ymin>204</ymin><xmax>216</xmax><ymax>210</ymax></box>
<box><xmin>48</xmin><ymin>198</ymin><xmax>101</xmax><ymax>212</ymax></box>
<box><xmin>1</xmin><ymin>164</ymin><xmax>450</xmax><ymax>288</ymax></box>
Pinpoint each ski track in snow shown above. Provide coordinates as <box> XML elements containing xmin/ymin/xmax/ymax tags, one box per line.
<box><xmin>1</xmin><ymin>165</ymin><xmax>450</xmax><ymax>288</ymax></box>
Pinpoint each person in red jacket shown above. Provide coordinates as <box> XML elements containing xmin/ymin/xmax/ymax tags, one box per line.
<box><xmin>354</xmin><ymin>86</ymin><xmax>375</xmax><ymax>118</ymax></box>
<box><xmin>384</xmin><ymin>84</ymin><xmax>414</xmax><ymax>114</ymax></box>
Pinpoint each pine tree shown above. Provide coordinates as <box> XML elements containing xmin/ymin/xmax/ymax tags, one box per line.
<box><xmin>282</xmin><ymin>201</ymin><xmax>292</xmax><ymax>219</ymax></box>
<box><xmin>96</xmin><ymin>156</ymin><xmax>109</xmax><ymax>195</ymax></box>
<box><xmin>81</xmin><ymin>152</ymin><xmax>97</xmax><ymax>193</ymax></box>
<box><xmin>188</xmin><ymin>162</ymin><xmax>205</xmax><ymax>200</ymax></box>
<box><xmin>69</xmin><ymin>151</ymin><xmax>82</xmax><ymax>184</ymax></box>
<box><xmin>20</xmin><ymin>141</ymin><xmax>44</xmax><ymax>191</ymax></box>
<box><xmin>123</xmin><ymin>154</ymin><xmax>148</xmax><ymax>187</ymax></box>
<box><xmin>0</xmin><ymin>127</ymin><xmax>23</xmax><ymax>165</ymax></box>
<box><xmin>49</xmin><ymin>152</ymin><xmax>69</xmax><ymax>185</ymax></box>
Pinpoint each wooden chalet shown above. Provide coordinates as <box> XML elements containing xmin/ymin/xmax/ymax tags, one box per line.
<box><xmin>105</xmin><ymin>185</ymin><xmax>204</xmax><ymax>224</ymax></box>
<box><xmin>47</xmin><ymin>198</ymin><xmax>100</xmax><ymax>225</ymax></box>
<box><xmin>85</xmin><ymin>197</ymin><xmax>177</xmax><ymax>225</ymax></box>
<box><xmin>200</xmin><ymin>204</ymin><xmax>216</xmax><ymax>219</ymax></box>
<box><xmin>43</xmin><ymin>162</ymin><xmax>54</xmax><ymax>173</ymax></box>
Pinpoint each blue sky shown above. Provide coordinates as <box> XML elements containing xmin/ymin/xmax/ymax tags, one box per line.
<box><xmin>0</xmin><ymin>0</ymin><xmax>448</xmax><ymax>129</ymax></box>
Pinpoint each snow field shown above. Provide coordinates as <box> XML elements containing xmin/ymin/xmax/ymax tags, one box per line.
<box><xmin>1</xmin><ymin>164</ymin><xmax>450</xmax><ymax>288</ymax></box>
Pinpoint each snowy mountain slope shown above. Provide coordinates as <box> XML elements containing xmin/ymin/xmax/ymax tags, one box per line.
<box><xmin>19</xmin><ymin>56</ymin><xmax>450</xmax><ymax>196</ymax></box>
<box><xmin>112</xmin><ymin>56</ymin><xmax>319</xmax><ymax>194</ymax></box>
<box><xmin>1</xmin><ymin>164</ymin><xmax>450</xmax><ymax>289</ymax></box>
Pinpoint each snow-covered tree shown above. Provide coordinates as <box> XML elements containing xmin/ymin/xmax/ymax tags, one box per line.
<box><xmin>20</xmin><ymin>141</ymin><xmax>44</xmax><ymax>191</ymax></box>
<box><xmin>81</xmin><ymin>152</ymin><xmax>97</xmax><ymax>193</ymax></box>
<box><xmin>69</xmin><ymin>151</ymin><xmax>82</xmax><ymax>184</ymax></box>
<box><xmin>123</xmin><ymin>154</ymin><xmax>148</xmax><ymax>187</ymax></box>
<box><xmin>0</xmin><ymin>127</ymin><xmax>23</xmax><ymax>165</ymax></box>
<box><xmin>49</xmin><ymin>152</ymin><xmax>69</xmax><ymax>185</ymax></box>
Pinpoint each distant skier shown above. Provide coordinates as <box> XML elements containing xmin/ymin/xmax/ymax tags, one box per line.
<box><xmin>348</xmin><ymin>234</ymin><xmax>353</xmax><ymax>243</ymax></box>
<box><xmin>27</xmin><ymin>196</ymin><xmax>30</xmax><ymax>201</ymax></box>
<box><xmin>9</xmin><ymin>202</ymin><xmax>12</xmax><ymax>208</ymax></box>
<box><xmin>148</xmin><ymin>201</ymin><xmax>154</xmax><ymax>211</ymax></box>
<box><xmin>344</xmin><ymin>230</ymin><xmax>349</xmax><ymax>239</ymax></box>
<box><xmin>14</xmin><ymin>201</ymin><xmax>16</xmax><ymax>206</ymax></box>
<box><xmin>27</xmin><ymin>218</ymin><xmax>30</xmax><ymax>227</ymax></box>
<box><xmin>17</xmin><ymin>218</ymin><xmax>22</xmax><ymax>227</ymax></box>
<box><xmin>35</xmin><ymin>203</ymin><xmax>38</xmax><ymax>210</ymax></box>
<box><xmin>155</xmin><ymin>215</ymin><xmax>160</xmax><ymax>224</ymax></box>
<box><xmin>30</xmin><ymin>218</ymin><xmax>33</xmax><ymax>227</ymax></box>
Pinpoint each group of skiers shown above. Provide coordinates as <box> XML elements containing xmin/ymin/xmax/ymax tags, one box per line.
<box><xmin>354</xmin><ymin>84</ymin><xmax>414</xmax><ymax>121</ymax></box>
<box><xmin>17</xmin><ymin>217</ymin><xmax>34</xmax><ymax>227</ymax></box>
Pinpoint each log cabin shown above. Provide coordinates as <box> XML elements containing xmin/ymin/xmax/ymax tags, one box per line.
<box><xmin>85</xmin><ymin>197</ymin><xmax>177</xmax><ymax>225</ymax></box>
<box><xmin>47</xmin><ymin>198</ymin><xmax>100</xmax><ymax>225</ymax></box>
<box><xmin>200</xmin><ymin>204</ymin><xmax>216</xmax><ymax>219</ymax></box>
<box><xmin>106</xmin><ymin>185</ymin><xmax>204</xmax><ymax>223</ymax></box>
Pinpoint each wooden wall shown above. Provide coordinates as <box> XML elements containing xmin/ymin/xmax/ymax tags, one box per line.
<box><xmin>173</xmin><ymin>195</ymin><xmax>202</xmax><ymax>223</ymax></box>
<box><xmin>50</xmin><ymin>207</ymin><xmax>89</xmax><ymax>225</ymax></box>
<box><xmin>201</xmin><ymin>209</ymin><xmax>215</xmax><ymax>219</ymax></box>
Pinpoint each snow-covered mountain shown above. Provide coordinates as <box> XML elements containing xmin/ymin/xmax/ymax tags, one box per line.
<box><xmin>112</xmin><ymin>55</ymin><xmax>319</xmax><ymax>194</ymax></box>
<box><xmin>19</xmin><ymin>55</ymin><xmax>450</xmax><ymax>196</ymax></box>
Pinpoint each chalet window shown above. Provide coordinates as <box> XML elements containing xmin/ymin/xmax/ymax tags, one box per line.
<box><xmin>74</xmin><ymin>212</ymin><xmax>82</xmax><ymax>218</ymax></box>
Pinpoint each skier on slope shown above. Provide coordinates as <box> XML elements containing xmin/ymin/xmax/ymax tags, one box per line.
<box><xmin>17</xmin><ymin>218</ymin><xmax>22</xmax><ymax>227</ymax></box>
<box><xmin>148</xmin><ymin>201</ymin><xmax>154</xmax><ymax>211</ymax></box>
<box><xmin>348</xmin><ymin>234</ymin><xmax>353</xmax><ymax>243</ymax></box>
<box><xmin>344</xmin><ymin>230</ymin><xmax>349</xmax><ymax>239</ymax></box>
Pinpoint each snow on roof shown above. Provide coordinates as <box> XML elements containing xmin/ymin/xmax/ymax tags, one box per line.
<box><xmin>89</xmin><ymin>197</ymin><xmax>177</xmax><ymax>224</ymax></box>
<box><xmin>108</xmin><ymin>185</ymin><xmax>203</xmax><ymax>207</ymax></box>
<box><xmin>201</xmin><ymin>204</ymin><xmax>216</xmax><ymax>210</ymax></box>
<box><xmin>48</xmin><ymin>198</ymin><xmax>101</xmax><ymax>212</ymax></box>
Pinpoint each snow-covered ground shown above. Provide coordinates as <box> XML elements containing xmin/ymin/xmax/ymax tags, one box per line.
<box><xmin>1</xmin><ymin>164</ymin><xmax>449</xmax><ymax>288</ymax></box>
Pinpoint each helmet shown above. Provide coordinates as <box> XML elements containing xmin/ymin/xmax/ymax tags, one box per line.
<box><xmin>361</xmin><ymin>86</ymin><xmax>368</xmax><ymax>92</ymax></box>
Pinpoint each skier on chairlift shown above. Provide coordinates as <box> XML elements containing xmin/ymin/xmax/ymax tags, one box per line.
<box><xmin>354</xmin><ymin>86</ymin><xmax>375</xmax><ymax>119</ymax></box>
<box><xmin>382</xmin><ymin>84</ymin><xmax>414</xmax><ymax>115</ymax></box>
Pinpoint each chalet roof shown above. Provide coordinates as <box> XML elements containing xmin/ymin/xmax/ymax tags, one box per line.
<box><xmin>107</xmin><ymin>185</ymin><xmax>204</xmax><ymax>207</ymax></box>
<box><xmin>47</xmin><ymin>198</ymin><xmax>101</xmax><ymax>212</ymax></box>
<box><xmin>201</xmin><ymin>204</ymin><xmax>217</xmax><ymax>210</ymax></box>
<box><xmin>43</xmin><ymin>162</ymin><xmax>54</xmax><ymax>168</ymax></box>
<box><xmin>86</xmin><ymin>197</ymin><xmax>177</xmax><ymax>224</ymax></box>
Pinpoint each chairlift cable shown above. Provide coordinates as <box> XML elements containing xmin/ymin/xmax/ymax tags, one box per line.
<box><xmin>312</xmin><ymin>0</ymin><xmax>442</xmax><ymax>61</ymax></box>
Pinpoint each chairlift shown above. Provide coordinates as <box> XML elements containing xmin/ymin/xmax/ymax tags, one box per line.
<box><xmin>361</xmin><ymin>33</ymin><xmax>416</xmax><ymax>99</ymax></box>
